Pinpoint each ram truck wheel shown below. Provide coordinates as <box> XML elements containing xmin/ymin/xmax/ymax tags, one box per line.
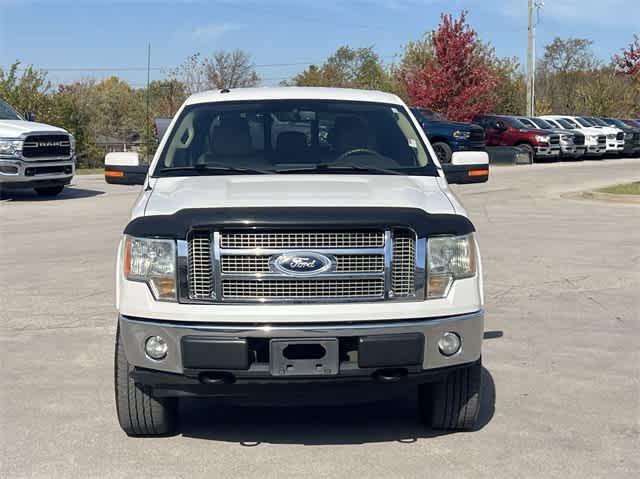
<box><xmin>418</xmin><ymin>359</ymin><xmax>482</xmax><ymax>430</ymax></box>
<box><xmin>114</xmin><ymin>324</ymin><xmax>178</xmax><ymax>436</ymax></box>
<box><xmin>432</xmin><ymin>141</ymin><xmax>453</xmax><ymax>164</ymax></box>
<box><xmin>34</xmin><ymin>185</ymin><xmax>65</xmax><ymax>197</ymax></box>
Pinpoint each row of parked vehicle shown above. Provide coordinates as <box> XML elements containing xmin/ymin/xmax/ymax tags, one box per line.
<box><xmin>411</xmin><ymin>107</ymin><xmax>640</xmax><ymax>163</ymax></box>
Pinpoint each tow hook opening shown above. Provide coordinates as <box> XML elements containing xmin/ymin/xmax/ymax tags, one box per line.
<box><xmin>283</xmin><ymin>343</ymin><xmax>327</xmax><ymax>360</ymax></box>
<box><xmin>199</xmin><ymin>372</ymin><xmax>235</xmax><ymax>385</ymax></box>
<box><xmin>373</xmin><ymin>368</ymin><xmax>408</xmax><ymax>383</ymax></box>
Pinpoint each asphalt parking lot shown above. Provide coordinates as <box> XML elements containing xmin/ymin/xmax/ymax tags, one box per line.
<box><xmin>1</xmin><ymin>159</ymin><xmax>639</xmax><ymax>478</ymax></box>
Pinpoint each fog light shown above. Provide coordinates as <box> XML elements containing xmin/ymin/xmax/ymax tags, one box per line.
<box><xmin>145</xmin><ymin>336</ymin><xmax>168</xmax><ymax>360</ymax></box>
<box><xmin>438</xmin><ymin>332</ymin><xmax>461</xmax><ymax>357</ymax></box>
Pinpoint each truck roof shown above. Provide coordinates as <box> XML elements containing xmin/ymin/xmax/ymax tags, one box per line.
<box><xmin>185</xmin><ymin>87</ymin><xmax>404</xmax><ymax>106</ymax></box>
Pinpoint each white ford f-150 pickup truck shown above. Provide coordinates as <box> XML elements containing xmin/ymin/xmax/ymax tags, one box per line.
<box><xmin>0</xmin><ymin>99</ymin><xmax>75</xmax><ymax>196</ymax></box>
<box><xmin>107</xmin><ymin>87</ymin><xmax>489</xmax><ymax>436</ymax></box>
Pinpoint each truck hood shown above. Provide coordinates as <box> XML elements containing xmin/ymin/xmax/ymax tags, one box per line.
<box><xmin>0</xmin><ymin>120</ymin><xmax>69</xmax><ymax>137</ymax></box>
<box><xmin>143</xmin><ymin>175</ymin><xmax>456</xmax><ymax>217</ymax></box>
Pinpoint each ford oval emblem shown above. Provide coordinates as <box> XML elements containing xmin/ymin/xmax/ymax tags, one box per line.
<box><xmin>272</xmin><ymin>252</ymin><xmax>333</xmax><ymax>276</ymax></box>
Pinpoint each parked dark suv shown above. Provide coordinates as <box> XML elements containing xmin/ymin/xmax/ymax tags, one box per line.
<box><xmin>472</xmin><ymin>114</ymin><xmax>560</xmax><ymax>161</ymax></box>
<box><xmin>411</xmin><ymin>107</ymin><xmax>485</xmax><ymax>164</ymax></box>
<box><xmin>599</xmin><ymin>118</ymin><xmax>640</xmax><ymax>157</ymax></box>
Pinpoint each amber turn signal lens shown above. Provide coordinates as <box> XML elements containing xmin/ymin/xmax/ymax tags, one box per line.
<box><xmin>468</xmin><ymin>169</ymin><xmax>489</xmax><ymax>177</ymax></box>
<box><xmin>105</xmin><ymin>170</ymin><xmax>124</xmax><ymax>178</ymax></box>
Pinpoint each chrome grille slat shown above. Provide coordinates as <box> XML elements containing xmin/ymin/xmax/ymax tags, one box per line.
<box><xmin>392</xmin><ymin>232</ymin><xmax>416</xmax><ymax>296</ymax></box>
<box><xmin>187</xmin><ymin>232</ymin><xmax>213</xmax><ymax>299</ymax></box>
<box><xmin>222</xmin><ymin>279</ymin><xmax>385</xmax><ymax>298</ymax></box>
<box><xmin>220</xmin><ymin>231</ymin><xmax>384</xmax><ymax>249</ymax></box>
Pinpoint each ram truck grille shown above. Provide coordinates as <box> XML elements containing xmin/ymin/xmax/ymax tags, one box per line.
<box><xmin>186</xmin><ymin>229</ymin><xmax>418</xmax><ymax>303</ymax></box>
<box><xmin>22</xmin><ymin>134</ymin><xmax>71</xmax><ymax>159</ymax></box>
<box><xmin>573</xmin><ymin>134</ymin><xmax>585</xmax><ymax>146</ymax></box>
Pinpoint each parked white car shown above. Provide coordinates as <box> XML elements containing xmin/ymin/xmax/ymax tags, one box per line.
<box><xmin>541</xmin><ymin>116</ymin><xmax>607</xmax><ymax>157</ymax></box>
<box><xmin>107</xmin><ymin>87</ymin><xmax>490</xmax><ymax>436</ymax></box>
<box><xmin>0</xmin><ymin>99</ymin><xmax>75</xmax><ymax>196</ymax></box>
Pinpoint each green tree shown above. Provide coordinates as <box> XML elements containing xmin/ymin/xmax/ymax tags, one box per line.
<box><xmin>291</xmin><ymin>46</ymin><xmax>393</xmax><ymax>91</ymax></box>
<box><xmin>0</xmin><ymin>61</ymin><xmax>50</xmax><ymax>118</ymax></box>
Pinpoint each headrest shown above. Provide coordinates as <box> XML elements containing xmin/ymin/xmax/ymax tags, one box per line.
<box><xmin>211</xmin><ymin>121</ymin><xmax>252</xmax><ymax>157</ymax></box>
<box><xmin>276</xmin><ymin>131</ymin><xmax>307</xmax><ymax>155</ymax></box>
<box><xmin>332</xmin><ymin>116</ymin><xmax>376</xmax><ymax>153</ymax></box>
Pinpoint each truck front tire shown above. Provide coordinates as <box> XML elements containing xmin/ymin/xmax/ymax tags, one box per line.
<box><xmin>432</xmin><ymin>142</ymin><xmax>453</xmax><ymax>164</ymax></box>
<box><xmin>114</xmin><ymin>325</ymin><xmax>178</xmax><ymax>436</ymax></box>
<box><xmin>418</xmin><ymin>359</ymin><xmax>482</xmax><ymax>430</ymax></box>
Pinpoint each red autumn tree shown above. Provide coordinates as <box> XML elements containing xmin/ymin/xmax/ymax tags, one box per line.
<box><xmin>404</xmin><ymin>12</ymin><xmax>497</xmax><ymax>121</ymax></box>
<box><xmin>613</xmin><ymin>34</ymin><xmax>640</xmax><ymax>76</ymax></box>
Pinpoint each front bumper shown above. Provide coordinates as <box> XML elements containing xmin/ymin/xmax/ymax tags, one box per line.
<box><xmin>0</xmin><ymin>158</ymin><xmax>74</xmax><ymax>187</ymax></box>
<box><xmin>605</xmin><ymin>140</ymin><xmax>624</xmax><ymax>153</ymax></box>
<box><xmin>534</xmin><ymin>145</ymin><xmax>561</xmax><ymax>157</ymax></box>
<box><xmin>560</xmin><ymin>145</ymin><xmax>586</xmax><ymax>158</ymax></box>
<box><xmin>119</xmin><ymin>310</ymin><xmax>484</xmax><ymax>377</ymax></box>
<box><xmin>585</xmin><ymin>145</ymin><xmax>606</xmax><ymax>156</ymax></box>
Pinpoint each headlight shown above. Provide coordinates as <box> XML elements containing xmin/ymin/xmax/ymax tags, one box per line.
<box><xmin>588</xmin><ymin>136</ymin><xmax>598</xmax><ymax>145</ymax></box>
<box><xmin>427</xmin><ymin>234</ymin><xmax>477</xmax><ymax>299</ymax></box>
<box><xmin>607</xmin><ymin>134</ymin><xmax>615</xmax><ymax>139</ymax></box>
<box><xmin>123</xmin><ymin>236</ymin><xmax>177</xmax><ymax>301</ymax></box>
<box><xmin>69</xmin><ymin>135</ymin><xmax>76</xmax><ymax>156</ymax></box>
<box><xmin>560</xmin><ymin>135</ymin><xmax>573</xmax><ymax>143</ymax></box>
<box><xmin>624</xmin><ymin>132</ymin><xmax>633</xmax><ymax>140</ymax></box>
<box><xmin>452</xmin><ymin>130</ymin><xmax>471</xmax><ymax>140</ymax></box>
<box><xmin>535</xmin><ymin>135</ymin><xmax>549</xmax><ymax>143</ymax></box>
<box><xmin>0</xmin><ymin>138</ymin><xmax>23</xmax><ymax>157</ymax></box>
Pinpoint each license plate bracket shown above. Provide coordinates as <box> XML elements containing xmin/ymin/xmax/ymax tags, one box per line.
<box><xmin>269</xmin><ymin>338</ymin><xmax>339</xmax><ymax>376</ymax></box>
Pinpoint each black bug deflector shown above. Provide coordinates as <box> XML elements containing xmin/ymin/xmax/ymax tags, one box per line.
<box><xmin>123</xmin><ymin>207</ymin><xmax>475</xmax><ymax>239</ymax></box>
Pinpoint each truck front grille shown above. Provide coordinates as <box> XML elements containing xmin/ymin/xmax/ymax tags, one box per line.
<box><xmin>573</xmin><ymin>134</ymin><xmax>585</xmax><ymax>146</ymax></box>
<box><xmin>22</xmin><ymin>134</ymin><xmax>71</xmax><ymax>159</ymax></box>
<box><xmin>616</xmin><ymin>132</ymin><xmax>624</xmax><ymax>141</ymax></box>
<box><xmin>186</xmin><ymin>229</ymin><xmax>418</xmax><ymax>303</ymax></box>
<box><xmin>597</xmin><ymin>136</ymin><xmax>606</xmax><ymax>144</ymax></box>
<box><xmin>469</xmin><ymin>130</ymin><xmax>485</xmax><ymax>142</ymax></box>
<box><xmin>549</xmin><ymin>135</ymin><xmax>560</xmax><ymax>145</ymax></box>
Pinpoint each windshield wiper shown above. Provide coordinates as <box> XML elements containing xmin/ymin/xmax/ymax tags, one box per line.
<box><xmin>276</xmin><ymin>163</ymin><xmax>404</xmax><ymax>175</ymax></box>
<box><xmin>158</xmin><ymin>164</ymin><xmax>270</xmax><ymax>175</ymax></box>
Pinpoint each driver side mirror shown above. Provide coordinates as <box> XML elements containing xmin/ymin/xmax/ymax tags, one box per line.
<box><xmin>443</xmin><ymin>151</ymin><xmax>489</xmax><ymax>184</ymax></box>
<box><xmin>24</xmin><ymin>111</ymin><xmax>35</xmax><ymax>122</ymax></box>
<box><xmin>104</xmin><ymin>152</ymin><xmax>148</xmax><ymax>185</ymax></box>
<box><xmin>493</xmin><ymin>122</ymin><xmax>507</xmax><ymax>131</ymax></box>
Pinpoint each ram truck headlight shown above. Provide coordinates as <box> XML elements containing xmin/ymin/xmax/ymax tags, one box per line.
<box><xmin>560</xmin><ymin>135</ymin><xmax>573</xmax><ymax>143</ymax></box>
<box><xmin>606</xmin><ymin>134</ymin><xmax>615</xmax><ymax>140</ymax></box>
<box><xmin>535</xmin><ymin>135</ymin><xmax>549</xmax><ymax>144</ymax></box>
<box><xmin>69</xmin><ymin>135</ymin><xmax>76</xmax><ymax>156</ymax></box>
<box><xmin>452</xmin><ymin>130</ymin><xmax>471</xmax><ymax>140</ymax></box>
<box><xmin>427</xmin><ymin>234</ymin><xmax>477</xmax><ymax>299</ymax></box>
<box><xmin>123</xmin><ymin>236</ymin><xmax>177</xmax><ymax>301</ymax></box>
<box><xmin>0</xmin><ymin>139</ymin><xmax>23</xmax><ymax>158</ymax></box>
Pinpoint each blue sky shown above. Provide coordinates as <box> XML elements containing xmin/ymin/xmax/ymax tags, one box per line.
<box><xmin>1</xmin><ymin>0</ymin><xmax>638</xmax><ymax>88</ymax></box>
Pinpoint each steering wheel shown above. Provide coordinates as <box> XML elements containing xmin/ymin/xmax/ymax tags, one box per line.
<box><xmin>335</xmin><ymin>148</ymin><xmax>385</xmax><ymax>163</ymax></box>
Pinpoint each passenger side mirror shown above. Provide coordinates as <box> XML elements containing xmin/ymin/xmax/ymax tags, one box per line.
<box><xmin>104</xmin><ymin>152</ymin><xmax>148</xmax><ymax>185</ymax></box>
<box><xmin>443</xmin><ymin>151</ymin><xmax>489</xmax><ymax>184</ymax></box>
<box><xmin>24</xmin><ymin>111</ymin><xmax>35</xmax><ymax>122</ymax></box>
<box><xmin>493</xmin><ymin>121</ymin><xmax>507</xmax><ymax>131</ymax></box>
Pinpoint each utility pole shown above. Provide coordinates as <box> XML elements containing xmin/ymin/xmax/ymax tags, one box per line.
<box><xmin>526</xmin><ymin>0</ymin><xmax>535</xmax><ymax>116</ymax></box>
<box><xmin>145</xmin><ymin>43</ymin><xmax>151</xmax><ymax>161</ymax></box>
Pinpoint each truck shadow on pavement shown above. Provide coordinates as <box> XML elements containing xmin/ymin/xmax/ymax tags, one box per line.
<box><xmin>179</xmin><ymin>367</ymin><xmax>495</xmax><ymax>445</ymax></box>
<box><xmin>1</xmin><ymin>186</ymin><xmax>105</xmax><ymax>202</ymax></box>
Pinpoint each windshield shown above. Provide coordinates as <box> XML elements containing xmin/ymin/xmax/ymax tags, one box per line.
<box><xmin>517</xmin><ymin>118</ymin><xmax>537</xmax><ymax>128</ymax></box>
<box><xmin>588</xmin><ymin>117</ymin><xmax>608</xmax><ymax>127</ymax></box>
<box><xmin>604</xmin><ymin>118</ymin><xmax>626</xmax><ymax>128</ymax></box>
<box><xmin>412</xmin><ymin>107</ymin><xmax>443</xmax><ymax>121</ymax></box>
<box><xmin>556</xmin><ymin>118</ymin><xmax>577</xmax><ymax>129</ymax></box>
<box><xmin>530</xmin><ymin>118</ymin><xmax>554</xmax><ymax>129</ymax></box>
<box><xmin>154</xmin><ymin>100</ymin><xmax>437</xmax><ymax>177</ymax></box>
<box><xmin>576</xmin><ymin>118</ymin><xmax>594</xmax><ymax>127</ymax></box>
<box><xmin>0</xmin><ymin>99</ymin><xmax>23</xmax><ymax>120</ymax></box>
<box><xmin>506</xmin><ymin>117</ymin><xmax>530</xmax><ymax>129</ymax></box>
